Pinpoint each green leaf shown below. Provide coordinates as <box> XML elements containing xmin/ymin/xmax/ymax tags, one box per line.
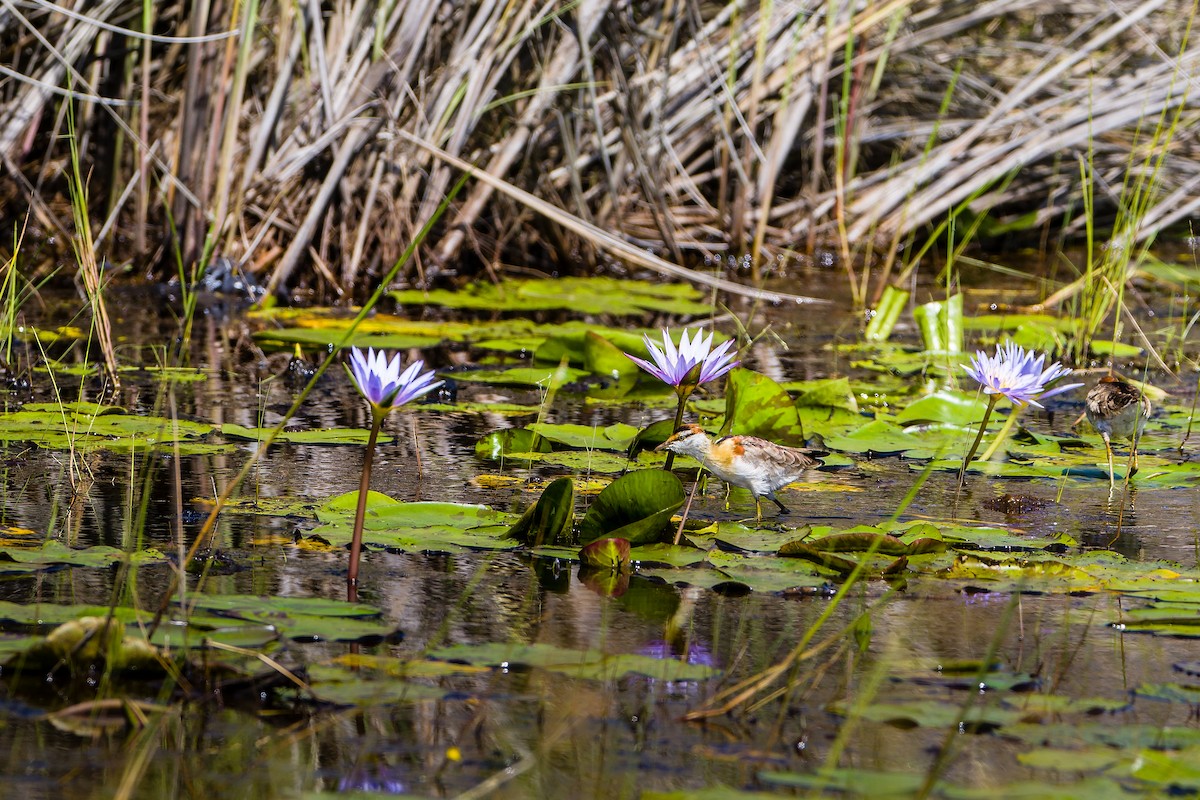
<box><xmin>525</xmin><ymin>422</ymin><xmax>638</xmax><ymax>451</ymax></box>
<box><xmin>390</xmin><ymin>277</ymin><xmax>712</xmax><ymax>316</ymax></box>
<box><xmin>450</xmin><ymin>366</ymin><xmax>589</xmax><ymax>386</ymax></box>
<box><xmin>579</xmin><ymin>537</ymin><xmax>631</xmax><ymax>571</ymax></box>
<box><xmin>474</xmin><ymin>428</ymin><xmax>552</xmax><ymax>461</ymax></box>
<box><xmin>506</xmin><ymin>477</ymin><xmax>575</xmax><ymax>547</ymax></box>
<box><xmin>895</xmin><ymin>391</ymin><xmax>990</xmax><ymax>426</ymax></box>
<box><xmin>721</xmin><ymin>368</ymin><xmax>805</xmax><ymax>446</ymax></box>
<box><xmin>428</xmin><ymin>642</ymin><xmax>719</xmax><ymax>680</ymax></box>
<box><xmin>824</xmin><ymin>420</ymin><xmax>924</xmax><ymax>454</ymax></box>
<box><xmin>219</xmin><ymin>424</ymin><xmax>392</xmax><ymax>445</ymax></box>
<box><xmin>578</xmin><ymin>469</ymin><xmax>685</xmax><ymax>545</ymax></box>
<box><xmin>791</xmin><ymin>377</ymin><xmax>860</xmax><ymax>413</ymax></box>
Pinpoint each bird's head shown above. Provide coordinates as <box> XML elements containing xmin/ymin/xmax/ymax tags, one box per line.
<box><xmin>655</xmin><ymin>424</ymin><xmax>710</xmax><ymax>456</ymax></box>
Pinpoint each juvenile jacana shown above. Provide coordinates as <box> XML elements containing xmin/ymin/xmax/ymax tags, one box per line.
<box><xmin>1085</xmin><ymin>376</ymin><xmax>1151</xmax><ymax>490</ymax></box>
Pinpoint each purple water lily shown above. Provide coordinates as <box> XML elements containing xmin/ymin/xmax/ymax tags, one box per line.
<box><xmin>625</xmin><ymin>328</ymin><xmax>739</xmax><ymax>389</ymax></box>
<box><xmin>958</xmin><ymin>341</ymin><xmax>1082</xmax><ymax>486</ymax></box>
<box><xmin>347</xmin><ymin>347</ymin><xmax>443</xmax><ymax>411</ymax></box>
<box><xmin>961</xmin><ymin>341</ymin><xmax>1081</xmax><ymax>408</ymax></box>
<box><xmin>344</xmin><ymin>346</ymin><xmax>443</xmax><ymax>593</ymax></box>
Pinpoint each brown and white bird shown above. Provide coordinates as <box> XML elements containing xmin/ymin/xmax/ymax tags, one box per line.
<box><xmin>655</xmin><ymin>424</ymin><xmax>824</xmax><ymax>520</ymax></box>
<box><xmin>1085</xmin><ymin>376</ymin><xmax>1152</xmax><ymax>490</ymax></box>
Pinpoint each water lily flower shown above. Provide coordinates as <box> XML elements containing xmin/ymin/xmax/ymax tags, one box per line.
<box><xmin>958</xmin><ymin>341</ymin><xmax>1081</xmax><ymax>485</ymax></box>
<box><xmin>961</xmin><ymin>341</ymin><xmax>1081</xmax><ymax>408</ymax></box>
<box><xmin>626</xmin><ymin>328</ymin><xmax>739</xmax><ymax>390</ymax></box>
<box><xmin>347</xmin><ymin>347</ymin><xmax>443</xmax><ymax>411</ymax></box>
<box><xmin>344</xmin><ymin>347</ymin><xmax>443</xmax><ymax>592</ymax></box>
<box><xmin>626</xmin><ymin>328</ymin><xmax>740</xmax><ymax>470</ymax></box>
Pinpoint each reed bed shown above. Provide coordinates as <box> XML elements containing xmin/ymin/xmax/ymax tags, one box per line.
<box><xmin>0</xmin><ymin>0</ymin><xmax>1195</xmax><ymax>301</ymax></box>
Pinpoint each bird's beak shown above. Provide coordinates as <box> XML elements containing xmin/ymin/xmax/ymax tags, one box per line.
<box><xmin>654</xmin><ymin>437</ymin><xmax>675</xmax><ymax>452</ymax></box>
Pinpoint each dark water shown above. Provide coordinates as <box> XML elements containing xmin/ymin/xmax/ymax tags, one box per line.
<box><xmin>0</xmin><ymin>278</ymin><xmax>1197</xmax><ymax>799</ymax></box>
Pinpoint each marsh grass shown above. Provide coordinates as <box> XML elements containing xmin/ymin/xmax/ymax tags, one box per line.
<box><xmin>1</xmin><ymin>0</ymin><xmax>1196</xmax><ymax>303</ymax></box>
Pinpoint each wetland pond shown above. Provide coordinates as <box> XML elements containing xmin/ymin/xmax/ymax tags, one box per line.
<box><xmin>2</xmin><ymin>270</ymin><xmax>1200</xmax><ymax>800</ymax></box>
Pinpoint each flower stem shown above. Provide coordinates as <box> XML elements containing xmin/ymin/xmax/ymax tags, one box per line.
<box><xmin>663</xmin><ymin>390</ymin><xmax>690</xmax><ymax>471</ymax></box>
<box><xmin>958</xmin><ymin>394</ymin><xmax>998</xmax><ymax>487</ymax></box>
<box><xmin>979</xmin><ymin>403</ymin><xmax>1024</xmax><ymax>462</ymax></box>
<box><xmin>349</xmin><ymin>410</ymin><xmax>385</xmax><ymax>593</ymax></box>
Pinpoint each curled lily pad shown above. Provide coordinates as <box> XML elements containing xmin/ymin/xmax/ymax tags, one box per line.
<box><xmin>506</xmin><ymin>477</ymin><xmax>575</xmax><ymax>547</ymax></box>
<box><xmin>578</xmin><ymin>469</ymin><xmax>685</xmax><ymax>545</ymax></box>
<box><xmin>579</xmin><ymin>537</ymin><xmax>631</xmax><ymax>571</ymax></box>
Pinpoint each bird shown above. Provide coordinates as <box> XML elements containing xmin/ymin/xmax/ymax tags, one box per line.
<box><xmin>655</xmin><ymin>424</ymin><xmax>824</xmax><ymax>520</ymax></box>
<box><xmin>1085</xmin><ymin>376</ymin><xmax>1152</xmax><ymax>490</ymax></box>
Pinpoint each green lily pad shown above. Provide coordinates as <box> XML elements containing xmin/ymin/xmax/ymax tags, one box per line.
<box><xmin>720</xmin><ymin>368</ymin><xmax>805</xmax><ymax>446</ymax></box>
<box><xmin>525</xmin><ymin>422</ymin><xmax>638</xmax><ymax>451</ymax></box>
<box><xmin>791</xmin><ymin>377</ymin><xmax>860</xmax><ymax>412</ymax></box>
<box><xmin>475</xmin><ymin>428</ymin><xmax>553</xmax><ymax>461</ymax></box>
<box><xmin>504</xmin><ymin>449</ymin><xmax>647</xmax><ymax>473</ymax></box>
<box><xmin>578</xmin><ymin>469</ymin><xmax>685</xmax><ymax>545</ymax></box>
<box><xmin>390</xmin><ymin>277</ymin><xmax>712</xmax><ymax>316</ymax></box>
<box><xmin>0</xmin><ymin>541</ymin><xmax>169</xmax><ymax>569</ymax></box>
<box><xmin>450</xmin><ymin>366</ymin><xmax>588</xmax><ymax>387</ymax></box>
<box><xmin>829</xmin><ymin>699</ymin><xmax>1023</xmax><ymax>730</ymax></box>
<box><xmin>895</xmin><ymin>391</ymin><xmax>991</xmax><ymax>426</ymax></box>
<box><xmin>219</xmin><ymin>424</ymin><xmax>392</xmax><ymax>445</ymax></box>
<box><xmin>428</xmin><ymin>642</ymin><xmax>719</xmax><ymax>681</ymax></box>
<box><xmin>251</xmin><ymin>328</ymin><xmax>440</xmax><ymax>351</ymax></box>
<box><xmin>582</xmin><ymin>331</ymin><xmax>639</xmax><ymax>397</ymax></box>
<box><xmin>0</xmin><ymin>405</ymin><xmax>217</xmax><ymax>453</ymax></box>
<box><xmin>824</xmin><ymin>420</ymin><xmax>925</xmax><ymax>454</ymax></box>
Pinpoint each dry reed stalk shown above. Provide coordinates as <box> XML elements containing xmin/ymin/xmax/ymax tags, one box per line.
<box><xmin>1</xmin><ymin>0</ymin><xmax>1196</xmax><ymax>299</ymax></box>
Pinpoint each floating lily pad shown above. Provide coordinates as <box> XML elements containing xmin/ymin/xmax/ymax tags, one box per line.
<box><xmin>895</xmin><ymin>390</ymin><xmax>990</xmax><ymax>426</ymax></box>
<box><xmin>525</xmin><ymin>422</ymin><xmax>638</xmax><ymax>451</ymax></box>
<box><xmin>0</xmin><ymin>541</ymin><xmax>168</xmax><ymax>569</ymax></box>
<box><xmin>428</xmin><ymin>642</ymin><xmax>719</xmax><ymax>681</ymax></box>
<box><xmin>829</xmin><ymin>698</ymin><xmax>1023</xmax><ymax>730</ymax></box>
<box><xmin>0</xmin><ymin>404</ymin><xmax>216</xmax><ymax>453</ymax></box>
<box><xmin>219</xmin><ymin>423</ymin><xmax>392</xmax><ymax>445</ymax></box>
<box><xmin>390</xmin><ymin>277</ymin><xmax>712</xmax><ymax>316</ymax></box>
<box><xmin>450</xmin><ymin>366</ymin><xmax>588</xmax><ymax>387</ymax></box>
<box><xmin>475</xmin><ymin>428</ymin><xmax>553</xmax><ymax>461</ymax></box>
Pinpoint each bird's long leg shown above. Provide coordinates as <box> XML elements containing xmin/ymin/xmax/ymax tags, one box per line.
<box><xmin>1103</xmin><ymin>433</ymin><xmax>1115</xmax><ymax>491</ymax></box>
<box><xmin>754</xmin><ymin>496</ymin><xmax>763</xmax><ymax>523</ymax></box>
<box><xmin>768</xmin><ymin>492</ymin><xmax>789</xmax><ymax>514</ymax></box>
<box><xmin>1130</xmin><ymin>445</ymin><xmax>1140</xmax><ymax>477</ymax></box>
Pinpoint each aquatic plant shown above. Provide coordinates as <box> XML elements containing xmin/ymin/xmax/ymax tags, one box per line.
<box><xmin>345</xmin><ymin>347</ymin><xmax>443</xmax><ymax>589</ymax></box>
<box><xmin>958</xmin><ymin>342</ymin><xmax>1081</xmax><ymax>485</ymax></box>
<box><xmin>625</xmin><ymin>328</ymin><xmax>739</xmax><ymax>468</ymax></box>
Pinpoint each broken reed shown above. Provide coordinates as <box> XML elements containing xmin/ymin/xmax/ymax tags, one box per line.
<box><xmin>0</xmin><ymin>0</ymin><xmax>1196</xmax><ymax>305</ymax></box>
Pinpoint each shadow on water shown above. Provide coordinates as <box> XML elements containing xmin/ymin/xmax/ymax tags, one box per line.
<box><xmin>0</xmin><ymin>283</ymin><xmax>1197</xmax><ymax>798</ymax></box>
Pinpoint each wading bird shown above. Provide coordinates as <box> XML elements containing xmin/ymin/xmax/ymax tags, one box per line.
<box><xmin>1085</xmin><ymin>376</ymin><xmax>1151</xmax><ymax>491</ymax></box>
<box><xmin>656</xmin><ymin>424</ymin><xmax>823</xmax><ymax>521</ymax></box>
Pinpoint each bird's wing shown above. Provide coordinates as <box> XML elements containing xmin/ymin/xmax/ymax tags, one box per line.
<box><xmin>736</xmin><ymin>436</ymin><xmax>823</xmax><ymax>469</ymax></box>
